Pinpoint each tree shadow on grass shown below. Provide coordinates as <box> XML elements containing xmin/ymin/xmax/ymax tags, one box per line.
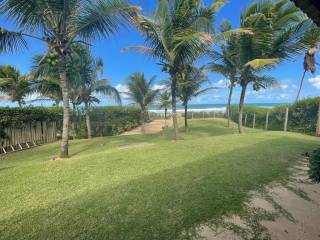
<box><xmin>0</xmin><ymin>136</ymin><xmax>317</xmax><ymax>240</ymax></box>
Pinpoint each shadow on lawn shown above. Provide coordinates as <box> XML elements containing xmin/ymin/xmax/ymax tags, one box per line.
<box><xmin>0</xmin><ymin>136</ymin><xmax>316</xmax><ymax>240</ymax></box>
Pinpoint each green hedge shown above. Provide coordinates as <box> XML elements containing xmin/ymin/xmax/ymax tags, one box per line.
<box><xmin>0</xmin><ymin>107</ymin><xmax>62</xmax><ymax>128</ymax></box>
<box><xmin>230</xmin><ymin>97</ymin><xmax>320</xmax><ymax>135</ymax></box>
<box><xmin>72</xmin><ymin>106</ymin><xmax>141</xmax><ymax>138</ymax></box>
<box><xmin>1</xmin><ymin>106</ymin><xmax>141</xmax><ymax>139</ymax></box>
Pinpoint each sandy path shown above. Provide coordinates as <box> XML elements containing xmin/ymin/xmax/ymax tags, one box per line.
<box><xmin>198</xmin><ymin>158</ymin><xmax>320</xmax><ymax>240</ymax></box>
<box><xmin>121</xmin><ymin>118</ymin><xmax>172</xmax><ymax>136</ymax></box>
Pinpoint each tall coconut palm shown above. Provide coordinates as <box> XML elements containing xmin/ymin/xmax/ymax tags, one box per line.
<box><xmin>159</xmin><ymin>91</ymin><xmax>171</xmax><ymax>128</ymax></box>
<box><xmin>125</xmin><ymin>72</ymin><xmax>160</xmax><ymax>132</ymax></box>
<box><xmin>235</xmin><ymin>0</ymin><xmax>316</xmax><ymax>134</ymax></box>
<box><xmin>177</xmin><ymin>65</ymin><xmax>214</xmax><ymax>129</ymax></box>
<box><xmin>0</xmin><ymin>0</ymin><xmax>139</xmax><ymax>158</ymax></box>
<box><xmin>123</xmin><ymin>0</ymin><xmax>224</xmax><ymax>139</ymax></box>
<box><xmin>0</xmin><ymin>65</ymin><xmax>33</xmax><ymax>108</ymax></box>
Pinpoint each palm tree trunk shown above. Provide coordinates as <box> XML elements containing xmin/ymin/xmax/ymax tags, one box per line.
<box><xmin>184</xmin><ymin>103</ymin><xmax>188</xmax><ymax>130</ymax></box>
<box><xmin>18</xmin><ymin>100</ymin><xmax>22</xmax><ymax>109</ymax></box>
<box><xmin>238</xmin><ymin>84</ymin><xmax>247</xmax><ymax>134</ymax></box>
<box><xmin>140</xmin><ymin>108</ymin><xmax>145</xmax><ymax>133</ymax></box>
<box><xmin>164</xmin><ymin>108</ymin><xmax>167</xmax><ymax>128</ymax></box>
<box><xmin>58</xmin><ymin>55</ymin><xmax>70</xmax><ymax>158</ymax></box>
<box><xmin>295</xmin><ymin>70</ymin><xmax>307</xmax><ymax>103</ymax></box>
<box><xmin>85</xmin><ymin>103</ymin><xmax>92</xmax><ymax>139</ymax></box>
<box><xmin>171</xmin><ymin>74</ymin><xmax>179</xmax><ymax>140</ymax></box>
<box><xmin>227</xmin><ymin>84</ymin><xmax>234</xmax><ymax>128</ymax></box>
<box><xmin>72</xmin><ymin>103</ymin><xmax>76</xmax><ymax>140</ymax></box>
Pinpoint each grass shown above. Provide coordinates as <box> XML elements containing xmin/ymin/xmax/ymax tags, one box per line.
<box><xmin>0</xmin><ymin>118</ymin><xmax>318</xmax><ymax>240</ymax></box>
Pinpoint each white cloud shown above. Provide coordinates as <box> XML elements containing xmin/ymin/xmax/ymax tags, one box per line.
<box><xmin>152</xmin><ymin>84</ymin><xmax>167</xmax><ymax>91</ymax></box>
<box><xmin>308</xmin><ymin>75</ymin><xmax>320</xmax><ymax>89</ymax></box>
<box><xmin>115</xmin><ymin>83</ymin><xmax>129</xmax><ymax>93</ymax></box>
<box><xmin>213</xmin><ymin>79</ymin><xmax>229</xmax><ymax>88</ymax></box>
<box><xmin>278</xmin><ymin>83</ymin><xmax>289</xmax><ymax>90</ymax></box>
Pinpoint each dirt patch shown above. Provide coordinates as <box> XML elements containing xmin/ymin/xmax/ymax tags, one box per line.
<box><xmin>121</xmin><ymin>119</ymin><xmax>172</xmax><ymax>136</ymax></box>
<box><xmin>197</xmin><ymin>159</ymin><xmax>320</xmax><ymax>240</ymax></box>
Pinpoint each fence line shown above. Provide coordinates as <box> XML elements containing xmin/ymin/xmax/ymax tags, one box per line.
<box><xmin>0</xmin><ymin>122</ymin><xmax>57</xmax><ymax>154</ymax></box>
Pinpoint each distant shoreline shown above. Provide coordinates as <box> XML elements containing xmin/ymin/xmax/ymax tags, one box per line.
<box><xmin>148</xmin><ymin>103</ymin><xmax>287</xmax><ymax>113</ymax></box>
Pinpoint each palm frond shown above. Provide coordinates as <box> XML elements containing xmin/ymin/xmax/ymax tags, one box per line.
<box><xmin>76</xmin><ymin>0</ymin><xmax>139</xmax><ymax>41</ymax></box>
<box><xmin>0</xmin><ymin>28</ymin><xmax>27</xmax><ymax>53</ymax></box>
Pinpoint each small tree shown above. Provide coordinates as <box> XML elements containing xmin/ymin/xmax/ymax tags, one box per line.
<box><xmin>177</xmin><ymin>65</ymin><xmax>213</xmax><ymax>129</ymax></box>
<box><xmin>125</xmin><ymin>72</ymin><xmax>159</xmax><ymax>132</ymax></box>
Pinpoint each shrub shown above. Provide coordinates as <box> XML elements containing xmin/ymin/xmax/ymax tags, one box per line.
<box><xmin>309</xmin><ymin>148</ymin><xmax>320</xmax><ymax>183</ymax></box>
<box><xmin>1</xmin><ymin>106</ymin><xmax>141</xmax><ymax>139</ymax></box>
<box><xmin>0</xmin><ymin>107</ymin><xmax>62</xmax><ymax>128</ymax></box>
<box><xmin>72</xmin><ymin>106</ymin><xmax>141</xmax><ymax>138</ymax></box>
<box><xmin>230</xmin><ymin>97</ymin><xmax>320</xmax><ymax>135</ymax></box>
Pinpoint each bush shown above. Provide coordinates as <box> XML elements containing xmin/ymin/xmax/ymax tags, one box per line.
<box><xmin>72</xmin><ymin>106</ymin><xmax>141</xmax><ymax>138</ymax></box>
<box><xmin>0</xmin><ymin>107</ymin><xmax>62</xmax><ymax>128</ymax></box>
<box><xmin>309</xmin><ymin>148</ymin><xmax>320</xmax><ymax>183</ymax></box>
<box><xmin>230</xmin><ymin>97</ymin><xmax>320</xmax><ymax>135</ymax></box>
<box><xmin>1</xmin><ymin>106</ymin><xmax>141</xmax><ymax>139</ymax></box>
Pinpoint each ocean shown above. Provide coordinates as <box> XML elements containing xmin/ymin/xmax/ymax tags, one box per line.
<box><xmin>148</xmin><ymin>103</ymin><xmax>286</xmax><ymax>113</ymax></box>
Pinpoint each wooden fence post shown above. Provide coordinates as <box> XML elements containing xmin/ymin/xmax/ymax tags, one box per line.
<box><xmin>284</xmin><ymin>107</ymin><xmax>289</xmax><ymax>132</ymax></box>
<box><xmin>192</xmin><ymin>112</ymin><xmax>194</xmax><ymax>119</ymax></box>
<box><xmin>244</xmin><ymin>114</ymin><xmax>247</xmax><ymax>126</ymax></box>
<box><xmin>316</xmin><ymin>102</ymin><xmax>320</xmax><ymax>137</ymax></box>
<box><xmin>265</xmin><ymin>112</ymin><xmax>269</xmax><ymax>130</ymax></box>
<box><xmin>253</xmin><ymin>113</ymin><xmax>256</xmax><ymax>129</ymax></box>
<box><xmin>203</xmin><ymin>111</ymin><xmax>205</xmax><ymax>119</ymax></box>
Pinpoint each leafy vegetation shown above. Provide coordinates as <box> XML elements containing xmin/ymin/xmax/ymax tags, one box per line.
<box><xmin>0</xmin><ymin>106</ymin><xmax>140</xmax><ymax>139</ymax></box>
<box><xmin>0</xmin><ymin>119</ymin><xmax>318</xmax><ymax>240</ymax></box>
<box><xmin>308</xmin><ymin>148</ymin><xmax>320</xmax><ymax>183</ymax></box>
<box><xmin>230</xmin><ymin>97</ymin><xmax>320</xmax><ymax>135</ymax></box>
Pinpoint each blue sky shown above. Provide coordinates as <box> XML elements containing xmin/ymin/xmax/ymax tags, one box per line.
<box><xmin>0</xmin><ymin>0</ymin><xmax>319</xmax><ymax>107</ymax></box>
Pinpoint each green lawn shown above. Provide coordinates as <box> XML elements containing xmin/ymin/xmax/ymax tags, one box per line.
<box><xmin>0</xmin><ymin>119</ymin><xmax>318</xmax><ymax>240</ymax></box>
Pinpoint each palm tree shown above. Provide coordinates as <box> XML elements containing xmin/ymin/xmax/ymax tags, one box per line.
<box><xmin>125</xmin><ymin>72</ymin><xmax>160</xmax><ymax>132</ymax></box>
<box><xmin>177</xmin><ymin>65</ymin><xmax>213</xmax><ymax>129</ymax></box>
<box><xmin>159</xmin><ymin>91</ymin><xmax>171</xmax><ymax>128</ymax></box>
<box><xmin>235</xmin><ymin>0</ymin><xmax>316</xmax><ymax>134</ymax></box>
<box><xmin>123</xmin><ymin>0</ymin><xmax>224</xmax><ymax>139</ymax></box>
<box><xmin>0</xmin><ymin>0</ymin><xmax>139</xmax><ymax>158</ymax></box>
<box><xmin>74</xmin><ymin>55</ymin><xmax>121</xmax><ymax>139</ymax></box>
<box><xmin>295</xmin><ymin>47</ymin><xmax>318</xmax><ymax>102</ymax></box>
<box><xmin>294</xmin><ymin>22</ymin><xmax>320</xmax><ymax>102</ymax></box>
<box><xmin>207</xmin><ymin>20</ymin><xmax>239</xmax><ymax>128</ymax></box>
<box><xmin>0</xmin><ymin>65</ymin><xmax>32</xmax><ymax>108</ymax></box>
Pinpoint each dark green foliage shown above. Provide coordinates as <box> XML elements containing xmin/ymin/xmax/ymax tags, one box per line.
<box><xmin>309</xmin><ymin>148</ymin><xmax>320</xmax><ymax>183</ymax></box>
<box><xmin>0</xmin><ymin>106</ymin><xmax>141</xmax><ymax>137</ymax></box>
<box><xmin>72</xmin><ymin>106</ymin><xmax>141</xmax><ymax>137</ymax></box>
<box><xmin>0</xmin><ymin>107</ymin><xmax>62</xmax><ymax>128</ymax></box>
<box><xmin>230</xmin><ymin>97</ymin><xmax>320</xmax><ymax>135</ymax></box>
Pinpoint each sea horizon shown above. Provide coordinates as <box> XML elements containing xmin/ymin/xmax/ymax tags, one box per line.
<box><xmin>148</xmin><ymin>103</ymin><xmax>288</xmax><ymax>113</ymax></box>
